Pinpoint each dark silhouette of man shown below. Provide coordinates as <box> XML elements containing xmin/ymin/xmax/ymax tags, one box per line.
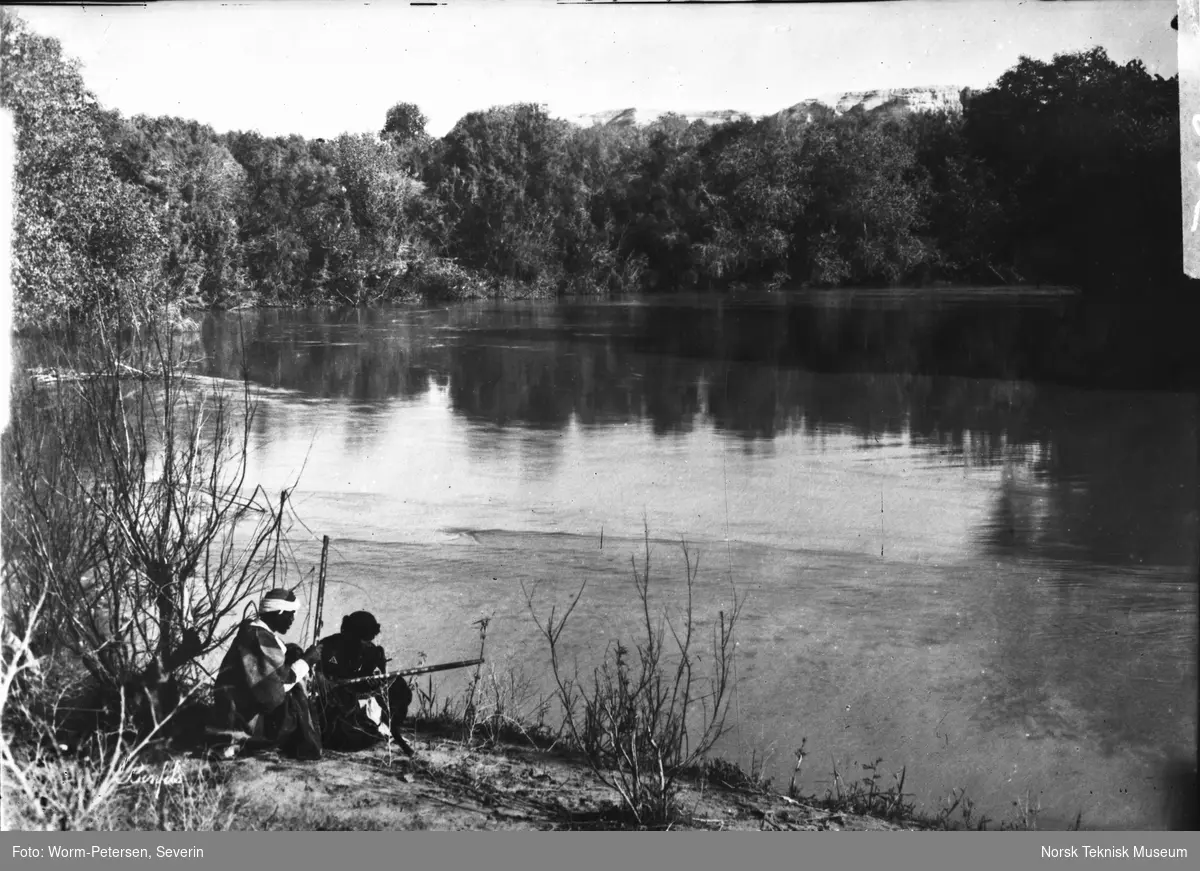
<box><xmin>316</xmin><ymin>611</ymin><xmax>414</xmax><ymax>755</ymax></box>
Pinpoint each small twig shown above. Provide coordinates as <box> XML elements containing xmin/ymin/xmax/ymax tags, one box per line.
<box><xmin>420</xmin><ymin>793</ymin><xmax>488</xmax><ymax>815</ymax></box>
<box><xmin>788</xmin><ymin>737</ymin><xmax>807</xmax><ymax>797</ymax></box>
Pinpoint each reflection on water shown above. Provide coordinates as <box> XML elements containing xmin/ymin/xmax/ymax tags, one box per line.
<box><xmin>198</xmin><ymin>291</ymin><xmax>1197</xmax><ymax>829</ymax></box>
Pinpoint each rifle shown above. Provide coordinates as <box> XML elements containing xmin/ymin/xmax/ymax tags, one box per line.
<box><xmin>330</xmin><ymin>658</ymin><xmax>485</xmax><ymax>689</ymax></box>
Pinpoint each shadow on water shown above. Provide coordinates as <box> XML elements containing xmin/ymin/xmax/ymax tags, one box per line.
<box><xmin>193</xmin><ymin>294</ymin><xmax>1199</xmax><ymax>573</ymax></box>
<box><xmin>19</xmin><ymin>296</ymin><xmax>1195</xmax><ymax>573</ymax></box>
<box><xmin>1160</xmin><ymin>755</ymin><xmax>1200</xmax><ymax>830</ymax></box>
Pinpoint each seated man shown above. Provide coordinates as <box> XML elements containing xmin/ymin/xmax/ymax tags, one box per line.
<box><xmin>315</xmin><ymin>611</ymin><xmax>414</xmax><ymax>755</ymax></box>
<box><xmin>211</xmin><ymin>588</ymin><xmax>323</xmax><ymax>760</ymax></box>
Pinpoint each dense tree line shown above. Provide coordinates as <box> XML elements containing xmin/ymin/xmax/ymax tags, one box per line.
<box><xmin>2</xmin><ymin>11</ymin><xmax>1184</xmax><ymax>328</ymax></box>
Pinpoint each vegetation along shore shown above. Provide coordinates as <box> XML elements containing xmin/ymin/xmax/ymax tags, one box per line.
<box><xmin>0</xmin><ymin>10</ymin><xmax>1186</xmax><ymax>333</ymax></box>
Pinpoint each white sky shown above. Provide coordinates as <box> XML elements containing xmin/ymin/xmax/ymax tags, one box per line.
<box><xmin>14</xmin><ymin>0</ymin><xmax>1180</xmax><ymax>138</ymax></box>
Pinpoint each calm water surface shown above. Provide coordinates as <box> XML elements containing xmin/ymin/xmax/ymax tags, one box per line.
<box><xmin>201</xmin><ymin>291</ymin><xmax>1197</xmax><ymax>829</ymax></box>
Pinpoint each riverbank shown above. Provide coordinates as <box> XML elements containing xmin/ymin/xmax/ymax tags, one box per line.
<box><xmin>3</xmin><ymin>709</ymin><xmax>1053</xmax><ymax>832</ymax></box>
<box><xmin>220</xmin><ymin>728</ymin><xmax>923</xmax><ymax>832</ymax></box>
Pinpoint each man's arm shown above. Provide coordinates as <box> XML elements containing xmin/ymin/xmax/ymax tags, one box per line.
<box><xmin>283</xmin><ymin>642</ymin><xmax>322</xmax><ymax>690</ymax></box>
<box><xmin>361</xmin><ymin>641</ymin><xmax>388</xmax><ymax>676</ymax></box>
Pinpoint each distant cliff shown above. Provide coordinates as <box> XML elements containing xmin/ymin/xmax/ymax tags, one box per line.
<box><xmin>774</xmin><ymin>85</ymin><xmax>971</xmax><ymax>126</ymax></box>
<box><xmin>564</xmin><ymin>107</ymin><xmax>757</xmax><ymax>129</ymax></box>
<box><xmin>562</xmin><ymin>86</ymin><xmax>970</xmax><ymax>130</ymax></box>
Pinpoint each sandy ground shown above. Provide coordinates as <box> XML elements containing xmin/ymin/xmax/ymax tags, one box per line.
<box><xmin>221</xmin><ymin>729</ymin><xmax>916</xmax><ymax>832</ymax></box>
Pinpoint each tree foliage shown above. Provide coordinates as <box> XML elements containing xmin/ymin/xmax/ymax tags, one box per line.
<box><xmin>3</xmin><ymin>9</ymin><xmax>1184</xmax><ymax>326</ymax></box>
<box><xmin>430</xmin><ymin>104</ymin><xmax>575</xmax><ymax>290</ymax></box>
<box><xmin>109</xmin><ymin>116</ymin><xmax>250</xmax><ymax>308</ymax></box>
<box><xmin>962</xmin><ymin>47</ymin><xmax>1179</xmax><ymax>292</ymax></box>
<box><xmin>797</xmin><ymin>115</ymin><xmax>935</xmax><ymax>286</ymax></box>
<box><xmin>381</xmin><ymin>101</ymin><xmax>429</xmax><ymax>145</ymax></box>
<box><xmin>2</xmin><ymin>11</ymin><xmax>163</xmax><ymax>327</ymax></box>
<box><xmin>696</xmin><ymin>120</ymin><xmax>808</xmax><ymax>287</ymax></box>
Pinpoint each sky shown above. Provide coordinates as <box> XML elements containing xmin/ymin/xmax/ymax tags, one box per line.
<box><xmin>12</xmin><ymin>0</ymin><xmax>1180</xmax><ymax>139</ymax></box>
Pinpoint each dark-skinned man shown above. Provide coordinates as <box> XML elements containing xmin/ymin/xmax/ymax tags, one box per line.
<box><xmin>315</xmin><ymin>611</ymin><xmax>415</xmax><ymax>756</ymax></box>
<box><xmin>211</xmin><ymin>588</ymin><xmax>323</xmax><ymax>759</ymax></box>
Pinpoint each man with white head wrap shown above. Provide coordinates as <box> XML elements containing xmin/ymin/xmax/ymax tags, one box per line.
<box><xmin>212</xmin><ymin>588</ymin><xmax>323</xmax><ymax>759</ymax></box>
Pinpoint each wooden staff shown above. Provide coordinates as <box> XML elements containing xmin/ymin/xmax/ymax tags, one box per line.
<box><xmin>313</xmin><ymin>535</ymin><xmax>330</xmax><ymax>644</ymax></box>
<box><xmin>332</xmin><ymin>658</ymin><xmax>485</xmax><ymax>689</ymax></box>
<box><xmin>271</xmin><ymin>489</ymin><xmax>288</xmax><ymax>584</ymax></box>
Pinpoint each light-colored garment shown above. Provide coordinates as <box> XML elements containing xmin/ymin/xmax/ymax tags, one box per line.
<box><xmin>245</xmin><ymin>620</ymin><xmax>310</xmax><ymax>691</ymax></box>
<box><xmin>358</xmin><ymin>697</ymin><xmax>391</xmax><ymax>739</ymax></box>
<box><xmin>215</xmin><ymin>619</ymin><xmax>309</xmax><ymax>721</ymax></box>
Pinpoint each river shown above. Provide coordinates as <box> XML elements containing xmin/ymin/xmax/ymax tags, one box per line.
<box><xmin>199</xmin><ymin>289</ymin><xmax>1197</xmax><ymax>830</ymax></box>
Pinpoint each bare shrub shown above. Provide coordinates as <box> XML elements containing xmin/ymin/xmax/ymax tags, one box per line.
<box><xmin>4</xmin><ymin>317</ymin><xmax>298</xmax><ymax>738</ymax></box>
<box><xmin>524</xmin><ymin>524</ymin><xmax>742</xmax><ymax>826</ymax></box>
<box><xmin>1</xmin><ymin>592</ymin><xmax>235</xmax><ymax>830</ymax></box>
<box><xmin>470</xmin><ymin>664</ymin><xmax>555</xmax><ymax>750</ymax></box>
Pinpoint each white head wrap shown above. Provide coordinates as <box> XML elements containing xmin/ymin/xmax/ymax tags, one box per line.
<box><xmin>260</xmin><ymin>591</ymin><xmax>298</xmax><ymax>613</ymax></box>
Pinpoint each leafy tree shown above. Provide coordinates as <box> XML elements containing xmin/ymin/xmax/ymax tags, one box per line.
<box><xmin>324</xmin><ymin>133</ymin><xmax>428</xmax><ymax>303</ymax></box>
<box><xmin>381</xmin><ymin>101</ymin><xmax>429</xmax><ymax>144</ymax></box>
<box><xmin>382</xmin><ymin>101</ymin><xmax>440</xmax><ymax>177</ymax></box>
<box><xmin>964</xmin><ymin>48</ymin><xmax>1179</xmax><ymax>292</ymax></box>
<box><xmin>797</xmin><ymin>115</ymin><xmax>934</xmax><ymax>286</ymax></box>
<box><xmin>430</xmin><ymin>104</ymin><xmax>575</xmax><ymax>290</ymax></box>
<box><xmin>1</xmin><ymin>11</ymin><xmax>163</xmax><ymax>327</ymax></box>
<box><xmin>696</xmin><ymin>120</ymin><xmax>809</xmax><ymax>287</ymax></box>
<box><xmin>905</xmin><ymin>110</ymin><xmax>1008</xmax><ymax>281</ymax></box>
<box><xmin>557</xmin><ymin>123</ymin><xmax>654</xmax><ymax>292</ymax></box>
<box><xmin>603</xmin><ymin>120</ymin><xmax>713</xmax><ymax>291</ymax></box>
<box><xmin>221</xmin><ymin>132</ymin><xmax>344</xmax><ymax>303</ymax></box>
<box><xmin>109</xmin><ymin>115</ymin><xmax>249</xmax><ymax>308</ymax></box>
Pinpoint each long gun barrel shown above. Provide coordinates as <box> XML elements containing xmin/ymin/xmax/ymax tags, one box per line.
<box><xmin>331</xmin><ymin>657</ymin><xmax>484</xmax><ymax>688</ymax></box>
